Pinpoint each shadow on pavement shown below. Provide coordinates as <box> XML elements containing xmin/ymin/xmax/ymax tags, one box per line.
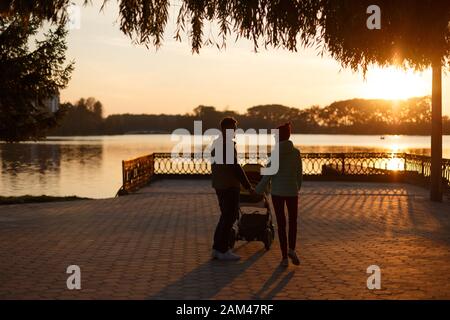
<box><xmin>148</xmin><ymin>248</ymin><xmax>266</xmax><ymax>299</ymax></box>
<box><xmin>253</xmin><ymin>266</ymin><xmax>295</xmax><ymax>299</ymax></box>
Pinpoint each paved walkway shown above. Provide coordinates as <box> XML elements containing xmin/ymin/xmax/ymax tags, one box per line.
<box><xmin>0</xmin><ymin>180</ymin><xmax>449</xmax><ymax>299</ymax></box>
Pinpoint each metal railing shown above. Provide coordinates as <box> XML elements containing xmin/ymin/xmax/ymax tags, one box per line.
<box><xmin>404</xmin><ymin>154</ymin><xmax>450</xmax><ymax>189</ymax></box>
<box><xmin>119</xmin><ymin>152</ymin><xmax>450</xmax><ymax>195</ymax></box>
<box><xmin>119</xmin><ymin>154</ymin><xmax>154</xmax><ymax>194</ymax></box>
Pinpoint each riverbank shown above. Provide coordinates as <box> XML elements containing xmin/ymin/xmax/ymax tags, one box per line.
<box><xmin>0</xmin><ymin>195</ymin><xmax>91</xmax><ymax>205</ymax></box>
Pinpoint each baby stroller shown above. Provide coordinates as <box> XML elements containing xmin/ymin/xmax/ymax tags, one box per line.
<box><xmin>229</xmin><ymin>163</ymin><xmax>275</xmax><ymax>250</ymax></box>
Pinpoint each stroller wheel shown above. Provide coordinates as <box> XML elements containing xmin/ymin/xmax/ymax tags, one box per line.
<box><xmin>263</xmin><ymin>227</ymin><xmax>273</xmax><ymax>251</ymax></box>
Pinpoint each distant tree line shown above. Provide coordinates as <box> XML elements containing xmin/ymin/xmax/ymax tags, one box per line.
<box><xmin>51</xmin><ymin>98</ymin><xmax>103</xmax><ymax>136</ymax></box>
<box><xmin>49</xmin><ymin>96</ymin><xmax>450</xmax><ymax>136</ymax></box>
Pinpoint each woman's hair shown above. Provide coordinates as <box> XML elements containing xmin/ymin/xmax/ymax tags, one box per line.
<box><xmin>277</xmin><ymin>122</ymin><xmax>291</xmax><ymax>141</ymax></box>
<box><xmin>220</xmin><ymin>117</ymin><xmax>237</xmax><ymax>131</ymax></box>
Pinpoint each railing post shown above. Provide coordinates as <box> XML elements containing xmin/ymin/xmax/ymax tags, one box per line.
<box><xmin>150</xmin><ymin>154</ymin><xmax>154</xmax><ymax>178</ymax></box>
<box><xmin>341</xmin><ymin>154</ymin><xmax>345</xmax><ymax>175</ymax></box>
<box><xmin>122</xmin><ymin>160</ymin><xmax>126</xmax><ymax>189</ymax></box>
<box><xmin>403</xmin><ymin>153</ymin><xmax>407</xmax><ymax>171</ymax></box>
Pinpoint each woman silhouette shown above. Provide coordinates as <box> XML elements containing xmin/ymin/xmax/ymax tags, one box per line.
<box><xmin>256</xmin><ymin>122</ymin><xmax>303</xmax><ymax>267</ymax></box>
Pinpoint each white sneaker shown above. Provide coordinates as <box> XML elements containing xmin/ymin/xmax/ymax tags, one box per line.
<box><xmin>216</xmin><ymin>250</ymin><xmax>241</xmax><ymax>261</ymax></box>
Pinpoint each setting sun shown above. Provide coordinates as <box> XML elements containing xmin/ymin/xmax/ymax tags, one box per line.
<box><xmin>362</xmin><ymin>67</ymin><xmax>431</xmax><ymax>100</ymax></box>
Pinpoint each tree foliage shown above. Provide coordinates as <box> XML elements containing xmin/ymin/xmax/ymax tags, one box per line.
<box><xmin>0</xmin><ymin>15</ymin><xmax>73</xmax><ymax>141</ymax></box>
<box><xmin>0</xmin><ymin>0</ymin><xmax>70</xmax><ymax>22</ymax></box>
<box><xmin>3</xmin><ymin>1</ymin><xmax>448</xmax><ymax>68</ymax></box>
<box><xmin>53</xmin><ymin>98</ymin><xmax>103</xmax><ymax>135</ymax></box>
<box><xmin>1</xmin><ymin>0</ymin><xmax>320</xmax><ymax>52</ymax></box>
<box><xmin>317</xmin><ymin>0</ymin><xmax>450</xmax><ymax>72</ymax></box>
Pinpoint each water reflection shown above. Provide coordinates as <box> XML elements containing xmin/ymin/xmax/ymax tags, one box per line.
<box><xmin>1</xmin><ymin>143</ymin><xmax>61</xmax><ymax>174</ymax></box>
<box><xmin>0</xmin><ymin>143</ymin><xmax>103</xmax><ymax>198</ymax></box>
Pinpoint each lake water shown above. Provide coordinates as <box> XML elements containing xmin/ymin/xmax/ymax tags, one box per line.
<box><xmin>1</xmin><ymin>134</ymin><xmax>449</xmax><ymax>199</ymax></box>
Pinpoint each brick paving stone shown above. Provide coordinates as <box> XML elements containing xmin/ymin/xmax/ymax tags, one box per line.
<box><xmin>0</xmin><ymin>180</ymin><xmax>449</xmax><ymax>299</ymax></box>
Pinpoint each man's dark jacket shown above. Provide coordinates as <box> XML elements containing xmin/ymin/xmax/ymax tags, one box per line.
<box><xmin>211</xmin><ymin>138</ymin><xmax>251</xmax><ymax>190</ymax></box>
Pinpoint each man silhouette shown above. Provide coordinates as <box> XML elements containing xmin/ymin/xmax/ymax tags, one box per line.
<box><xmin>211</xmin><ymin>117</ymin><xmax>254</xmax><ymax>261</ymax></box>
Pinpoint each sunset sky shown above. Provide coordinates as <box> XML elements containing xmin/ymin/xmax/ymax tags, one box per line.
<box><xmin>60</xmin><ymin>1</ymin><xmax>449</xmax><ymax>116</ymax></box>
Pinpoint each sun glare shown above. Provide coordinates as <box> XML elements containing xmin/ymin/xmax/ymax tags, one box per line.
<box><xmin>362</xmin><ymin>67</ymin><xmax>431</xmax><ymax>100</ymax></box>
<box><xmin>387</xmin><ymin>157</ymin><xmax>404</xmax><ymax>171</ymax></box>
<box><xmin>389</xmin><ymin>143</ymin><xmax>401</xmax><ymax>153</ymax></box>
